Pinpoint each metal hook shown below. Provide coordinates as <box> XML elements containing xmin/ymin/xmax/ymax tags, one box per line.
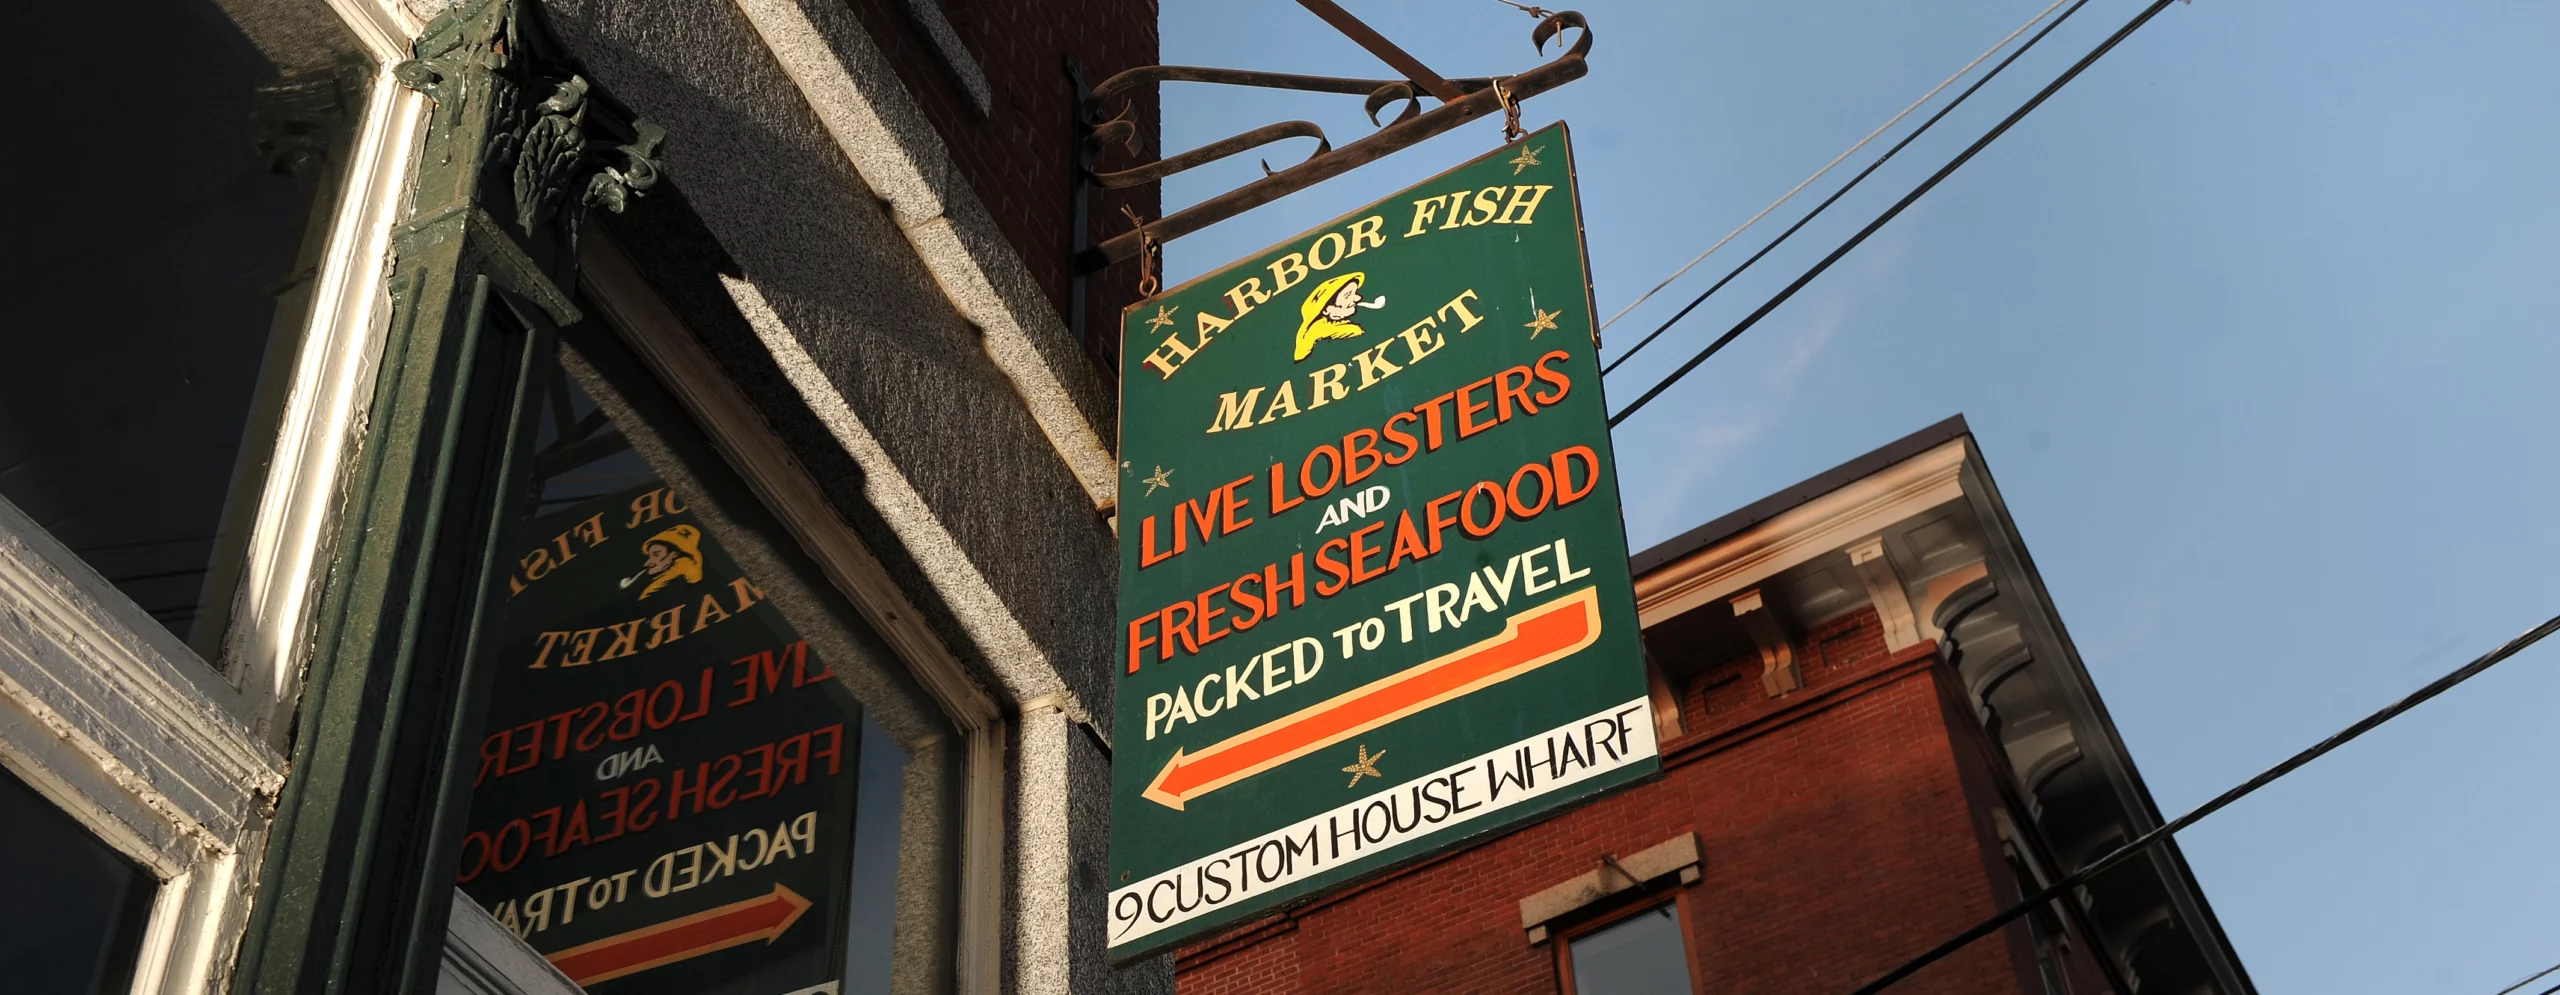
<box><xmin>1493</xmin><ymin>77</ymin><xmax>1525</xmax><ymax>142</ymax></box>
<box><xmin>1120</xmin><ymin>204</ymin><xmax>1162</xmax><ymax>296</ymax></box>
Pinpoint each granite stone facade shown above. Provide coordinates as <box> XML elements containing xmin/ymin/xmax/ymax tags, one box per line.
<box><xmin>525</xmin><ymin>0</ymin><xmax>1168</xmax><ymax>990</ymax></box>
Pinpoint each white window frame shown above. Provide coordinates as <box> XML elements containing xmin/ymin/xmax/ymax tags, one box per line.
<box><xmin>0</xmin><ymin>0</ymin><xmax>430</xmax><ymax>989</ymax></box>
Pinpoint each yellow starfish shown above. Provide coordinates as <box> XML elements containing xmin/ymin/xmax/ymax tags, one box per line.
<box><xmin>1342</xmin><ymin>744</ymin><xmax>1386</xmax><ymax>788</ymax></box>
<box><xmin>1524</xmin><ymin>306</ymin><xmax>1562</xmax><ymax>339</ymax></box>
<box><xmin>1140</xmin><ymin>465</ymin><xmax>1173</xmax><ymax>496</ymax></box>
<box><xmin>1144</xmin><ymin>304</ymin><xmax>1178</xmax><ymax>333</ymax></box>
<box><xmin>1508</xmin><ymin>144</ymin><xmax>1544</xmax><ymax>175</ymax></box>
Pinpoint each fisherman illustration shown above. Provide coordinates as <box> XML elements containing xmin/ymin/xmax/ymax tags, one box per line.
<box><xmin>619</xmin><ymin>523</ymin><xmax>703</xmax><ymax>599</ymax></box>
<box><xmin>1294</xmin><ymin>271</ymin><xmax>1387</xmax><ymax>361</ymax></box>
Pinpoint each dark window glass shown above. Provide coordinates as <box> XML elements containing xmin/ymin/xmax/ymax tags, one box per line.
<box><xmin>0</xmin><ymin>0</ymin><xmax>371</xmax><ymax>654</ymax></box>
<box><xmin>843</xmin><ymin>713</ymin><xmax>906</xmax><ymax>988</ymax></box>
<box><xmin>0</xmin><ymin>767</ymin><xmax>158</xmax><ymax>994</ymax></box>
<box><xmin>456</xmin><ymin>332</ymin><xmax>953</xmax><ymax>994</ymax></box>
<box><xmin>1566</xmin><ymin>902</ymin><xmax>1695</xmax><ymax>995</ymax></box>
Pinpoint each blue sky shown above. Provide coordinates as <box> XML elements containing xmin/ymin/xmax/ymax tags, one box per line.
<box><xmin>1158</xmin><ymin>1</ymin><xmax>2560</xmax><ymax>991</ymax></box>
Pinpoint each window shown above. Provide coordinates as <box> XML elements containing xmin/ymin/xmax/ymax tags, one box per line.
<box><xmin>0</xmin><ymin>767</ymin><xmax>157</xmax><ymax>994</ymax></box>
<box><xmin>1559</xmin><ymin>901</ymin><xmax>1698</xmax><ymax>995</ymax></box>
<box><xmin>0</xmin><ymin>0</ymin><xmax>373</xmax><ymax>656</ymax></box>
<box><xmin>0</xmin><ymin>0</ymin><xmax>420</xmax><ymax>988</ymax></box>
<box><xmin>446</xmin><ymin>285</ymin><xmax>979</xmax><ymax>992</ymax></box>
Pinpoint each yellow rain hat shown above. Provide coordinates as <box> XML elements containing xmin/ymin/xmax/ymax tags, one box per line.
<box><xmin>1294</xmin><ymin>272</ymin><xmax>1368</xmax><ymax>361</ymax></box>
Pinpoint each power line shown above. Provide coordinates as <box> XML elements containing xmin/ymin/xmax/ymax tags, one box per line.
<box><xmin>1595</xmin><ymin>0</ymin><xmax>2073</xmax><ymax>340</ymax></box>
<box><xmin>2494</xmin><ymin>961</ymin><xmax>2560</xmax><ymax>995</ymax></box>
<box><xmin>1599</xmin><ymin>0</ymin><xmax>2096</xmax><ymax>378</ymax></box>
<box><xmin>1606</xmin><ymin>0</ymin><xmax>2178</xmax><ymax>429</ymax></box>
<box><xmin>1847</xmin><ymin>608</ymin><xmax>2560</xmax><ymax>995</ymax></box>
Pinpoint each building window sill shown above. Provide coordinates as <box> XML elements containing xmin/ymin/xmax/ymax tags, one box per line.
<box><xmin>1520</xmin><ymin>832</ymin><xmax>1703</xmax><ymax>945</ymax></box>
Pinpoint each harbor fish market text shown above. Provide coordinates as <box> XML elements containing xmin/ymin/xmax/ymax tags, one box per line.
<box><xmin>1108</xmin><ymin>124</ymin><xmax>1657</xmax><ymax>960</ymax></box>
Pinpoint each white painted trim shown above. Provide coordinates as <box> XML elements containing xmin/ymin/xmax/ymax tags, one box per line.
<box><xmin>0</xmin><ymin>454</ymin><xmax>281</xmax><ymax>995</ymax></box>
<box><xmin>324</xmin><ymin>0</ymin><xmax>428</xmax><ymax>62</ymax></box>
<box><xmin>726</xmin><ymin>0</ymin><xmax>1121</xmax><ymax>510</ymax></box>
<box><xmin>583</xmin><ymin>239</ymin><xmax>1010</xmax><ymax>995</ymax></box>
<box><xmin>0</xmin><ymin>500</ymin><xmax>281</xmax><ymax>860</ymax></box>
<box><xmin>128</xmin><ymin>843</ymin><xmax>264</xmax><ymax>995</ymax></box>
<box><xmin>1635</xmin><ymin>440</ymin><xmax>1968</xmax><ymax>627</ymax></box>
<box><xmin>0</xmin><ymin>25</ymin><xmax>424</xmax><ymax>991</ymax></box>
<box><xmin>439</xmin><ymin>892</ymin><xmax>584</xmax><ymax>995</ymax></box>
<box><xmin>224</xmin><ymin>68</ymin><xmax>430</xmax><ymax>746</ymax></box>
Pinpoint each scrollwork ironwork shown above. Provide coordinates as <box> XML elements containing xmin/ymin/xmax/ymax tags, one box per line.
<box><xmin>1075</xmin><ymin>9</ymin><xmax>1591</xmax><ymax>272</ymax></box>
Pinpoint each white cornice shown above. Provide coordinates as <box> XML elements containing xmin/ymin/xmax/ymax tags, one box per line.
<box><xmin>1635</xmin><ymin>440</ymin><xmax>1967</xmax><ymax>626</ymax></box>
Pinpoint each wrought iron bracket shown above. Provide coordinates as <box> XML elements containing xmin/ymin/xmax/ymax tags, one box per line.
<box><xmin>1074</xmin><ymin>7</ymin><xmax>1591</xmax><ymax>275</ymax></box>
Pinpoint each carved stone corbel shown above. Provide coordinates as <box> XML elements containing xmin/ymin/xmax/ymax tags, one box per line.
<box><xmin>1845</xmin><ymin>536</ymin><xmax>1922</xmax><ymax>651</ymax></box>
<box><xmin>1730</xmin><ymin>588</ymin><xmax>1800</xmax><ymax>696</ymax></box>
<box><xmin>1642</xmin><ymin>647</ymin><xmax>1683</xmax><ymax>741</ymax></box>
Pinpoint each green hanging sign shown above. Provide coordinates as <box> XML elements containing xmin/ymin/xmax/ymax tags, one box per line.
<box><xmin>1108</xmin><ymin>123</ymin><xmax>1656</xmax><ymax>960</ymax></box>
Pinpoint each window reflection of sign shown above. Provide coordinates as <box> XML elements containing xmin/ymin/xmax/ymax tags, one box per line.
<box><xmin>458</xmin><ymin>474</ymin><xmax>864</xmax><ymax>994</ymax></box>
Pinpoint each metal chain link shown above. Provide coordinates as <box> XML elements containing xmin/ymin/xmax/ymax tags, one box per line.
<box><xmin>1493</xmin><ymin>77</ymin><xmax>1525</xmax><ymax>142</ymax></box>
<box><xmin>1121</xmin><ymin>204</ymin><xmax>1163</xmax><ymax>296</ymax></box>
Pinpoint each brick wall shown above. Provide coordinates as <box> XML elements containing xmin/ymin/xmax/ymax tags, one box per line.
<box><xmin>1175</xmin><ymin>607</ymin><xmax>2039</xmax><ymax>995</ymax></box>
<box><xmin>1682</xmin><ymin>606</ymin><xmax>1891</xmax><ymax>738</ymax></box>
<box><xmin>842</xmin><ymin>0</ymin><xmax>1160</xmax><ymax>366</ymax></box>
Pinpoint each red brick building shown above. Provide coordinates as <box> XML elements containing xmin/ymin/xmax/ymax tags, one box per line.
<box><xmin>1173</xmin><ymin>417</ymin><xmax>2253</xmax><ymax>995</ymax></box>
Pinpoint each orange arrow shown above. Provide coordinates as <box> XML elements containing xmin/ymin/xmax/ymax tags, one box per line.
<box><xmin>1144</xmin><ymin>586</ymin><xmax>1601</xmax><ymax>810</ymax></box>
<box><xmin>545</xmin><ymin>882</ymin><xmax>813</xmax><ymax>986</ymax></box>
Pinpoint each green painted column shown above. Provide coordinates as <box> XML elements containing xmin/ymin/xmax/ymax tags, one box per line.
<box><xmin>231</xmin><ymin>1</ymin><xmax>664</xmax><ymax>991</ymax></box>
